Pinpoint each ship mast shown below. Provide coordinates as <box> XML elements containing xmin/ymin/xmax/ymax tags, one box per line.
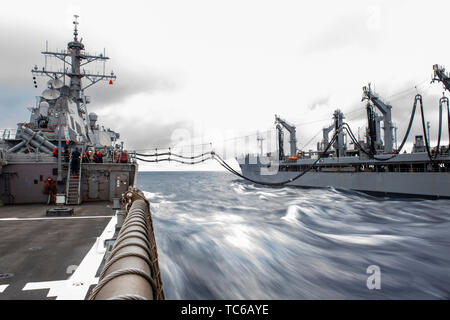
<box><xmin>30</xmin><ymin>15</ymin><xmax>117</xmax><ymax>182</ymax></box>
<box><xmin>31</xmin><ymin>15</ymin><xmax>116</xmax><ymax>115</ymax></box>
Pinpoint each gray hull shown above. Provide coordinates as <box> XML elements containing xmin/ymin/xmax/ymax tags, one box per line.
<box><xmin>238</xmin><ymin>156</ymin><xmax>450</xmax><ymax>198</ymax></box>
<box><xmin>0</xmin><ymin>155</ymin><xmax>137</xmax><ymax>204</ymax></box>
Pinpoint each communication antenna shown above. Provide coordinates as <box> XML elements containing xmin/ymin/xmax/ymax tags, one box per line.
<box><xmin>73</xmin><ymin>14</ymin><xmax>79</xmax><ymax>41</ymax></box>
<box><xmin>31</xmin><ymin>14</ymin><xmax>116</xmax><ymax>111</ymax></box>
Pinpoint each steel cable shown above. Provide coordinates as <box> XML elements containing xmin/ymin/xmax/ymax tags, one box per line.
<box><xmin>212</xmin><ymin>131</ymin><xmax>339</xmax><ymax>186</ymax></box>
<box><xmin>136</xmin><ymin>151</ymin><xmax>212</xmax><ymax>159</ymax></box>
<box><xmin>136</xmin><ymin>156</ymin><xmax>213</xmax><ymax>164</ymax></box>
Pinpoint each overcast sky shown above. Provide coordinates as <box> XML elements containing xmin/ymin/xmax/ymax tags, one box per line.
<box><xmin>1</xmin><ymin>0</ymin><xmax>449</xmax><ymax>170</ymax></box>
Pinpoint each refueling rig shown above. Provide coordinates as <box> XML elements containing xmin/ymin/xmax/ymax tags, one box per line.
<box><xmin>237</xmin><ymin>66</ymin><xmax>450</xmax><ymax>198</ymax></box>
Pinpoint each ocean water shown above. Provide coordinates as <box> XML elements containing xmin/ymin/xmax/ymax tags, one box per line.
<box><xmin>136</xmin><ymin>171</ymin><xmax>450</xmax><ymax>299</ymax></box>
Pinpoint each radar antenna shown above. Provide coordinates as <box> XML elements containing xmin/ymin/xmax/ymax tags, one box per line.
<box><xmin>31</xmin><ymin>15</ymin><xmax>116</xmax><ymax>114</ymax></box>
<box><xmin>73</xmin><ymin>14</ymin><xmax>79</xmax><ymax>41</ymax></box>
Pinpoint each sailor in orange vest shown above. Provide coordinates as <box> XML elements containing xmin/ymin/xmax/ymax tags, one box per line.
<box><xmin>43</xmin><ymin>177</ymin><xmax>57</xmax><ymax>204</ymax></box>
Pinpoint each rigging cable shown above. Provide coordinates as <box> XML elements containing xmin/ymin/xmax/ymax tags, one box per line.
<box><xmin>136</xmin><ymin>151</ymin><xmax>212</xmax><ymax>159</ymax></box>
<box><xmin>340</xmin><ymin>94</ymin><xmax>421</xmax><ymax>162</ymax></box>
<box><xmin>135</xmin><ymin>131</ymin><xmax>340</xmax><ymax>186</ymax></box>
<box><xmin>135</xmin><ymin>92</ymin><xmax>449</xmax><ymax>185</ymax></box>
<box><xmin>135</xmin><ymin>156</ymin><xmax>213</xmax><ymax>165</ymax></box>
<box><xmin>420</xmin><ymin>95</ymin><xmax>448</xmax><ymax>160</ymax></box>
<box><xmin>447</xmin><ymin>97</ymin><xmax>450</xmax><ymax>151</ymax></box>
<box><xmin>211</xmin><ymin>131</ymin><xmax>339</xmax><ymax>187</ymax></box>
<box><xmin>298</xmin><ymin>128</ymin><xmax>322</xmax><ymax>150</ymax></box>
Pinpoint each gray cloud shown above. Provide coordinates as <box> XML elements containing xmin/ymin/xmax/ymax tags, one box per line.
<box><xmin>0</xmin><ymin>23</ymin><xmax>180</xmax><ymax>110</ymax></box>
<box><xmin>99</xmin><ymin>106</ymin><xmax>193</xmax><ymax>150</ymax></box>
<box><xmin>300</xmin><ymin>12</ymin><xmax>382</xmax><ymax>55</ymax></box>
<box><xmin>0</xmin><ymin>23</ymin><xmax>183</xmax><ymax>149</ymax></box>
<box><xmin>308</xmin><ymin>95</ymin><xmax>330</xmax><ymax>110</ymax></box>
<box><xmin>86</xmin><ymin>69</ymin><xmax>179</xmax><ymax>108</ymax></box>
<box><xmin>0</xmin><ymin>25</ymin><xmax>63</xmax><ymax>86</ymax></box>
<box><xmin>104</xmin><ymin>115</ymin><xmax>192</xmax><ymax>151</ymax></box>
<box><xmin>0</xmin><ymin>85</ymin><xmax>35</xmax><ymax>128</ymax></box>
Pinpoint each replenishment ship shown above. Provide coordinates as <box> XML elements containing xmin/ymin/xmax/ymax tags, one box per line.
<box><xmin>237</xmin><ymin>68</ymin><xmax>450</xmax><ymax>198</ymax></box>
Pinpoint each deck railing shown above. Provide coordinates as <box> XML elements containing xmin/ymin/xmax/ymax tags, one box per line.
<box><xmin>0</xmin><ymin>129</ymin><xmax>17</xmax><ymax>140</ymax></box>
<box><xmin>65</xmin><ymin>155</ymin><xmax>72</xmax><ymax>203</ymax></box>
<box><xmin>77</xmin><ymin>162</ymin><xmax>82</xmax><ymax>205</ymax></box>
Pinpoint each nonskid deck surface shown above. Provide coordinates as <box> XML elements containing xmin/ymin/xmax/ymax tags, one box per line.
<box><xmin>0</xmin><ymin>202</ymin><xmax>116</xmax><ymax>300</ymax></box>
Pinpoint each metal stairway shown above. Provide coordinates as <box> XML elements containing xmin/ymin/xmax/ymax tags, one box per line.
<box><xmin>65</xmin><ymin>160</ymin><xmax>82</xmax><ymax>205</ymax></box>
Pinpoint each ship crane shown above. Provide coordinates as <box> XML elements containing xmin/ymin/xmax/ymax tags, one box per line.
<box><xmin>319</xmin><ymin>109</ymin><xmax>346</xmax><ymax>157</ymax></box>
<box><xmin>332</xmin><ymin>109</ymin><xmax>346</xmax><ymax>157</ymax></box>
<box><xmin>431</xmin><ymin>65</ymin><xmax>450</xmax><ymax>152</ymax></box>
<box><xmin>274</xmin><ymin>115</ymin><xmax>297</xmax><ymax>157</ymax></box>
<box><xmin>362</xmin><ymin>84</ymin><xmax>395</xmax><ymax>154</ymax></box>
<box><xmin>432</xmin><ymin>64</ymin><xmax>450</xmax><ymax>92</ymax></box>
<box><xmin>320</xmin><ymin>123</ymin><xmax>334</xmax><ymax>151</ymax></box>
<box><xmin>276</xmin><ymin>123</ymin><xmax>285</xmax><ymax>160</ymax></box>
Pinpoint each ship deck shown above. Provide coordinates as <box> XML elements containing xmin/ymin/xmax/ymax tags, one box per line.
<box><xmin>0</xmin><ymin>201</ymin><xmax>116</xmax><ymax>300</ymax></box>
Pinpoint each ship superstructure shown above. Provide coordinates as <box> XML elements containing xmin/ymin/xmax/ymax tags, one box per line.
<box><xmin>0</xmin><ymin>16</ymin><xmax>137</xmax><ymax>205</ymax></box>
<box><xmin>0</xmin><ymin>18</ymin><xmax>165</xmax><ymax>301</ymax></box>
<box><xmin>237</xmin><ymin>69</ymin><xmax>450</xmax><ymax>198</ymax></box>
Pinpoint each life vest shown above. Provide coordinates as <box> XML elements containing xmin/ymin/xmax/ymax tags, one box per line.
<box><xmin>43</xmin><ymin>177</ymin><xmax>56</xmax><ymax>195</ymax></box>
<box><xmin>115</xmin><ymin>152</ymin><xmax>129</xmax><ymax>163</ymax></box>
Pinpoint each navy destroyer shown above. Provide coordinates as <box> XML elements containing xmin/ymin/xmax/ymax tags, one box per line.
<box><xmin>236</xmin><ymin>68</ymin><xmax>450</xmax><ymax>198</ymax></box>
<box><xmin>0</xmin><ymin>16</ymin><xmax>138</xmax><ymax>205</ymax></box>
<box><xmin>0</xmin><ymin>17</ymin><xmax>163</xmax><ymax>300</ymax></box>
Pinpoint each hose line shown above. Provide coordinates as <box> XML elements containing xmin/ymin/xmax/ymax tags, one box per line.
<box><xmin>135</xmin><ymin>93</ymin><xmax>448</xmax><ymax>185</ymax></box>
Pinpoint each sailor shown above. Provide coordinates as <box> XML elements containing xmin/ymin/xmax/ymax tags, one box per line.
<box><xmin>93</xmin><ymin>151</ymin><xmax>99</xmax><ymax>163</ymax></box>
<box><xmin>97</xmin><ymin>151</ymin><xmax>103</xmax><ymax>163</ymax></box>
<box><xmin>64</xmin><ymin>142</ymin><xmax>70</xmax><ymax>163</ymax></box>
<box><xmin>82</xmin><ymin>151</ymin><xmax>90</xmax><ymax>163</ymax></box>
<box><xmin>43</xmin><ymin>177</ymin><xmax>57</xmax><ymax>204</ymax></box>
<box><xmin>71</xmin><ymin>148</ymin><xmax>81</xmax><ymax>175</ymax></box>
<box><xmin>52</xmin><ymin>147</ymin><xmax>58</xmax><ymax>158</ymax></box>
